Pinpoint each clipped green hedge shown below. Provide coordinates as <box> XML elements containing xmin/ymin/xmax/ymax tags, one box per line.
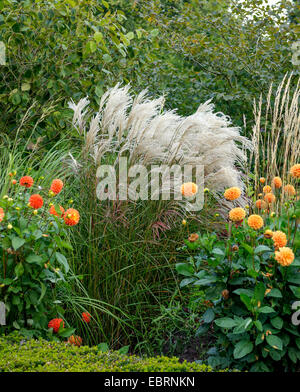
<box><xmin>0</xmin><ymin>333</ymin><xmax>213</xmax><ymax>372</ymax></box>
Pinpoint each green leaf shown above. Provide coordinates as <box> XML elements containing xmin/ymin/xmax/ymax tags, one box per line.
<box><xmin>254</xmin><ymin>245</ymin><xmax>272</xmax><ymax>254</ymax></box>
<box><xmin>254</xmin><ymin>282</ymin><xmax>265</xmax><ymax>304</ymax></box>
<box><xmin>241</xmin><ymin>243</ymin><xmax>254</xmax><ymax>255</ymax></box>
<box><xmin>98</xmin><ymin>343</ymin><xmax>109</xmax><ymax>352</ymax></box>
<box><xmin>202</xmin><ymin>308</ymin><xmax>215</xmax><ymax>323</ymax></box>
<box><xmin>258</xmin><ymin>306</ymin><xmax>275</xmax><ymax>314</ymax></box>
<box><xmin>215</xmin><ymin>317</ymin><xmax>237</xmax><ymax>328</ymax></box>
<box><xmin>150</xmin><ymin>29</ymin><xmax>159</xmax><ymax>37</ymax></box>
<box><xmin>14</xmin><ymin>263</ymin><xmax>24</xmax><ymax>277</ymax></box>
<box><xmin>26</xmin><ymin>254</ymin><xmax>43</xmax><ymax>265</ymax></box>
<box><xmin>38</xmin><ymin>282</ymin><xmax>47</xmax><ymax>304</ymax></box>
<box><xmin>270</xmin><ymin>316</ymin><xmax>283</xmax><ymax>330</ymax></box>
<box><xmin>266</xmin><ymin>335</ymin><xmax>283</xmax><ymax>350</ymax></box>
<box><xmin>94</xmin><ymin>32</ymin><xmax>103</xmax><ymax>43</ymax></box>
<box><xmin>266</xmin><ymin>288</ymin><xmax>282</xmax><ymax>298</ymax></box>
<box><xmin>175</xmin><ymin>263</ymin><xmax>194</xmax><ymax>276</ymax></box>
<box><xmin>58</xmin><ymin>328</ymin><xmax>75</xmax><ymax>338</ymax></box>
<box><xmin>179</xmin><ymin>277</ymin><xmax>195</xmax><ymax>287</ymax></box>
<box><xmin>103</xmin><ymin>54</ymin><xmax>112</xmax><ymax>62</ymax></box>
<box><xmin>118</xmin><ymin>345</ymin><xmax>129</xmax><ymax>354</ymax></box>
<box><xmin>55</xmin><ymin>252</ymin><xmax>69</xmax><ymax>273</ymax></box>
<box><xmin>233</xmin><ymin>340</ymin><xmax>253</xmax><ymax>359</ymax></box>
<box><xmin>289</xmin><ymin>285</ymin><xmax>300</xmax><ymax>298</ymax></box>
<box><xmin>254</xmin><ymin>320</ymin><xmax>263</xmax><ymax>332</ymax></box>
<box><xmin>240</xmin><ymin>293</ymin><xmax>252</xmax><ymax>311</ymax></box>
<box><xmin>12</xmin><ymin>237</ymin><xmax>25</xmax><ymax>250</ymax></box>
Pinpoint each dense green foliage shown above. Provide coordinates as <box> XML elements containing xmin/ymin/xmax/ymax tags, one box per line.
<box><xmin>176</xmin><ymin>196</ymin><xmax>300</xmax><ymax>371</ymax></box>
<box><xmin>0</xmin><ymin>332</ymin><xmax>216</xmax><ymax>372</ymax></box>
<box><xmin>0</xmin><ymin>0</ymin><xmax>298</xmax><ymax>146</ymax></box>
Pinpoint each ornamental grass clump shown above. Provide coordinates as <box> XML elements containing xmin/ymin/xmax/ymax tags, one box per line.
<box><xmin>0</xmin><ymin>171</ymin><xmax>81</xmax><ymax>339</ymax></box>
<box><xmin>176</xmin><ymin>164</ymin><xmax>300</xmax><ymax>371</ymax></box>
<box><xmin>64</xmin><ymin>84</ymin><xmax>252</xmax><ymax>347</ymax></box>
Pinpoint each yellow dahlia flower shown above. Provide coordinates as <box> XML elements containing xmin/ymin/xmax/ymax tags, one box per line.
<box><xmin>263</xmin><ymin>185</ymin><xmax>272</xmax><ymax>194</ymax></box>
<box><xmin>224</xmin><ymin>187</ymin><xmax>241</xmax><ymax>201</ymax></box>
<box><xmin>290</xmin><ymin>164</ymin><xmax>300</xmax><ymax>179</ymax></box>
<box><xmin>272</xmin><ymin>231</ymin><xmax>287</xmax><ymax>248</ymax></box>
<box><xmin>247</xmin><ymin>214</ymin><xmax>264</xmax><ymax>230</ymax></box>
<box><xmin>275</xmin><ymin>247</ymin><xmax>294</xmax><ymax>267</ymax></box>
<box><xmin>229</xmin><ymin>207</ymin><xmax>246</xmax><ymax>222</ymax></box>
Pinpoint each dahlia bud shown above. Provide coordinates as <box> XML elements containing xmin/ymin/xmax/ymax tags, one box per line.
<box><xmin>231</xmin><ymin>244</ymin><xmax>239</xmax><ymax>252</ymax></box>
<box><xmin>7</xmin><ymin>224</ymin><xmax>12</xmax><ymax>229</ymax></box>
<box><xmin>222</xmin><ymin>289</ymin><xmax>230</xmax><ymax>300</ymax></box>
<box><xmin>188</xmin><ymin>233</ymin><xmax>199</xmax><ymax>242</ymax></box>
<box><xmin>264</xmin><ymin>229</ymin><xmax>273</xmax><ymax>239</ymax></box>
<box><xmin>182</xmin><ymin>219</ymin><xmax>187</xmax><ymax>226</ymax></box>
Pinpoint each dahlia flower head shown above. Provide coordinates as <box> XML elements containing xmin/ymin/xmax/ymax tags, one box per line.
<box><xmin>264</xmin><ymin>192</ymin><xmax>276</xmax><ymax>204</ymax></box>
<box><xmin>272</xmin><ymin>231</ymin><xmax>287</xmax><ymax>248</ymax></box>
<box><xmin>82</xmin><ymin>312</ymin><xmax>91</xmax><ymax>323</ymax></box>
<box><xmin>50</xmin><ymin>179</ymin><xmax>64</xmax><ymax>195</ymax></box>
<box><xmin>247</xmin><ymin>214</ymin><xmax>264</xmax><ymax>230</ymax></box>
<box><xmin>180</xmin><ymin>182</ymin><xmax>198</xmax><ymax>198</ymax></box>
<box><xmin>224</xmin><ymin>187</ymin><xmax>241</xmax><ymax>201</ymax></box>
<box><xmin>0</xmin><ymin>208</ymin><xmax>4</xmax><ymax>222</ymax></box>
<box><xmin>290</xmin><ymin>164</ymin><xmax>300</xmax><ymax>179</ymax></box>
<box><xmin>29</xmin><ymin>194</ymin><xmax>44</xmax><ymax>209</ymax></box>
<box><xmin>188</xmin><ymin>233</ymin><xmax>199</xmax><ymax>242</ymax></box>
<box><xmin>64</xmin><ymin>208</ymin><xmax>80</xmax><ymax>226</ymax></box>
<box><xmin>255</xmin><ymin>199</ymin><xmax>267</xmax><ymax>210</ymax></box>
<box><xmin>272</xmin><ymin>176</ymin><xmax>282</xmax><ymax>189</ymax></box>
<box><xmin>284</xmin><ymin>184</ymin><xmax>296</xmax><ymax>196</ymax></box>
<box><xmin>229</xmin><ymin>207</ymin><xmax>246</xmax><ymax>222</ymax></box>
<box><xmin>48</xmin><ymin>318</ymin><xmax>64</xmax><ymax>333</ymax></box>
<box><xmin>68</xmin><ymin>335</ymin><xmax>82</xmax><ymax>347</ymax></box>
<box><xmin>19</xmin><ymin>176</ymin><xmax>34</xmax><ymax>188</ymax></box>
<box><xmin>263</xmin><ymin>185</ymin><xmax>272</xmax><ymax>194</ymax></box>
<box><xmin>275</xmin><ymin>247</ymin><xmax>294</xmax><ymax>267</ymax></box>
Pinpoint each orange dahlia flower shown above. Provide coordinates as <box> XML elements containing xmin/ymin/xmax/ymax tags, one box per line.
<box><xmin>272</xmin><ymin>231</ymin><xmax>287</xmax><ymax>248</ymax></box>
<box><xmin>255</xmin><ymin>199</ymin><xmax>267</xmax><ymax>210</ymax></box>
<box><xmin>284</xmin><ymin>184</ymin><xmax>296</xmax><ymax>196</ymax></box>
<box><xmin>48</xmin><ymin>318</ymin><xmax>64</xmax><ymax>333</ymax></box>
<box><xmin>181</xmin><ymin>182</ymin><xmax>198</xmax><ymax>197</ymax></box>
<box><xmin>29</xmin><ymin>194</ymin><xmax>44</xmax><ymax>209</ymax></box>
<box><xmin>229</xmin><ymin>207</ymin><xmax>246</xmax><ymax>222</ymax></box>
<box><xmin>68</xmin><ymin>335</ymin><xmax>82</xmax><ymax>347</ymax></box>
<box><xmin>82</xmin><ymin>312</ymin><xmax>91</xmax><ymax>323</ymax></box>
<box><xmin>264</xmin><ymin>229</ymin><xmax>273</xmax><ymax>239</ymax></box>
<box><xmin>272</xmin><ymin>176</ymin><xmax>282</xmax><ymax>189</ymax></box>
<box><xmin>259</xmin><ymin>177</ymin><xmax>266</xmax><ymax>184</ymax></box>
<box><xmin>50</xmin><ymin>179</ymin><xmax>64</xmax><ymax>195</ymax></box>
<box><xmin>247</xmin><ymin>214</ymin><xmax>264</xmax><ymax>230</ymax></box>
<box><xmin>290</xmin><ymin>164</ymin><xmax>300</xmax><ymax>179</ymax></box>
<box><xmin>64</xmin><ymin>208</ymin><xmax>80</xmax><ymax>226</ymax></box>
<box><xmin>264</xmin><ymin>192</ymin><xmax>276</xmax><ymax>204</ymax></box>
<box><xmin>188</xmin><ymin>233</ymin><xmax>199</xmax><ymax>242</ymax></box>
<box><xmin>49</xmin><ymin>205</ymin><xmax>65</xmax><ymax>217</ymax></box>
<box><xmin>0</xmin><ymin>208</ymin><xmax>4</xmax><ymax>222</ymax></box>
<box><xmin>224</xmin><ymin>187</ymin><xmax>241</xmax><ymax>201</ymax></box>
<box><xmin>275</xmin><ymin>247</ymin><xmax>294</xmax><ymax>267</ymax></box>
<box><xmin>263</xmin><ymin>185</ymin><xmax>272</xmax><ymax>194</ymax></box>
<box><xmin>19</xmin><ymin>176</ymin><xmax>34</xmax><ymax>188</ymax></box>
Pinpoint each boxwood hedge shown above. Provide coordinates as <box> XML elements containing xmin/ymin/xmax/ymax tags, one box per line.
<box><xmin>0</xmin><ymin>333</ymin><xmax>214</xmax><ymax>372</ymax></box>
